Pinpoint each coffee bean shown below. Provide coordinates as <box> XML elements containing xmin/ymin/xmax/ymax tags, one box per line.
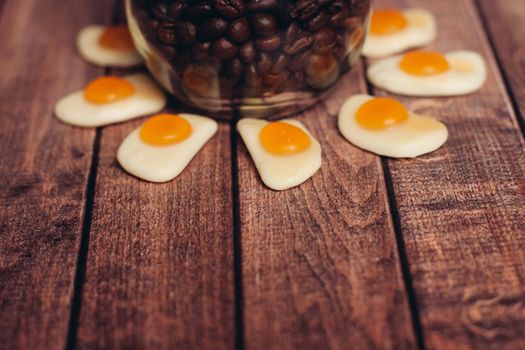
<box><xmin>257</xmin><ymin>52</ymin><xmax>273</xmax><ymax>74</ymax></box>
<box><xmin>239</xmin><ymin>41</ymin><xmax>256</xmax><ymax>63</ymax></box>
<box><xmin>318</xmin><ymin>0</ymin><xmax>333</xmax><ymax>6</ymax></box>
<box><xmin>328</xmin><ymin>11</ymin><xmax>347</xmax><ymax>27</ymax></box>
<box><xmin>228</xmin><ymin>17</ymin><xmax>250</xmax><ymax>43</ymax></box>
<box><xmin>185</xmin><ymin>1</ymin><xmax>213</xmax><ymax>21</ymax></box>
<box><xmin>293</xmin><ymin>70</ymin><xmax>305</xmax><ymax>83</ymax></box>
<box><xmin>283</xmin><ymin>33</ymin><xmax>313</xmax><ymax>55</ymax></box>
<box><xmin>197</xmin><ymin>18</ymin><xmax>229</xmax><ymax>41</ymax></box>
<box><xmin>161</xmin><ymin>21</ymin><xmax>177</xmax><ymax>29</ymax></box>
<box><xmin>171</xmin><ymin>1</ymin><xmax>186</xmax><ymax>18</ymax></box>
<box><xmin>161</xmin><ymin>45</ymin><xmax>177</xmax><ymax>60</ymax></box>
<box><xmin>213</xmin><ymin>0</ymin><xmax>245</xmax><ymax>19</ymax></box>
<box><xmin>291</xmin><ymin>0</ymin><xmax>320</xmax><ymax>21</ymax></box>
<box><xmin>245</xmin><ymin>63</ymin><xmax>262</xmax><ymax>87</ymax></box>
<box><xmin>284</xmin><ymin>22</ymin><xmax>300</xmax><ymax>44</ymax></box>
<box><xmin>175</xmin><ymin>21</ymin><xmax>196</xmax><ymax>45</ymax></box>
<box><xmin>327</xmin><ymin>1</ymin><xmax>344</xmax><ymax>14</ymax></box>
<box><xmin>152</xmin><ymin>3</ymin><xmax>172</xmax><ymax>21</ymax></box>
<box><xmin>271</xmin><ymin>54</ymin><xmax>290</xmax><ymax>74</ymax></box>
<box><xmin>263</xmin><ymin>71</ymin><xmax>289</xmax><ymax>87</ymax></box>
<box><xmin>288</xmin><ymin>50</ymin><xmax>312</xmax><ymax>71</ymax></box>
<box><xmin>158</xmin><ymin>28</ymin><xmax>177</xmax><ymax>45</ymax></box>
<box><xmin>210</xmin><ymin>37</ymin><xmax>238</xmax><ymax>60</ymax></box>
<box><xmin>191</xmin><ymin>41</ymin><xmax>211</xmax><ymax>60</ymax></box>
<box><xmin>313</xmin><ymin>27</ymin><xmax>336</xmax><ymax>52</ymax></box>
<box><xmin>255</xmin><ymin>35</ymin><xmax>281</xmax><ymax>52</ymax></box>
<box><xmin>306</xmin><ymin>11</ymin><xmax>328</xmax><ymax>32</ymax></box>
<box><xmin>225</xmin><ymin>58</ymin><xmax>244</xmax><ymax>78</ymax></box>
<box><xmin>250</xmin><ymin>13</ymin><xmax>278</xmax><ymax>36</ymax></box>
<box><xmin>306</xmin><ymin>53</ymin><xmax>337</xmax><ymax>77</ymax></box>
<box><xmin>247</xmin><ymin>0</ymin><xmax>278</xmax><ymax>13</ymax></box>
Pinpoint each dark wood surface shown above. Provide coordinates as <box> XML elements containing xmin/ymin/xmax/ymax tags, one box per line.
<box><xmin>1</xmin><ymin>0</ymin><xmax>524</xmax><ymax>349</ymax></box>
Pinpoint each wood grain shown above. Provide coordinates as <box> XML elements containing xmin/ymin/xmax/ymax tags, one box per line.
<box><xmin>237</xmin><ymin>65</ymin><xmax>417</xmax><ymax>349</ymax></box>
<box><xmin>0</xmin><ymin>1</ymin><xmax>115</xmax><ymax>349</ymax></box>
<box><xmin>371</xmin><ymin>0</ymin><xmax>525</xmax><ymax>348</ymax></box>
<box><xmin>477</xmin><ymin>0</ymin><xmax>525</xmax><ymax>133</ymax></box>
<box><xmin>75</xmin><ymin>115</ymin><xmax>236</xmax><ymax>347</ymax></box>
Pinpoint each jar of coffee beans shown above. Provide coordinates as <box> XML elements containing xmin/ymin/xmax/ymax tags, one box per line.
<box><xmin>126</xmin><ymin>0</ymin><xmax>370</xmax><ymax>119</ymax></box>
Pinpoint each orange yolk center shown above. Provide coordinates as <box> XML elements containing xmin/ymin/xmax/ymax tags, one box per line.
<box><xmin>139</xmin><ymin>114</ymin><xmax>192</xmax><ymax>146</ymax></box>
<box><xmin>399</xmin><ymin>51</ymin><xmax>450</xmax><ymax>76</ymax></box>
<box><xmin>259</xmin><ymin>122</ymin><xmax>311</xmax><ymax>156</ymax></box>
<box><xmin>98</xmin><ymin>25</ymin><xmax>135</xmax><ymax>50</ymax></box>
<box><xmin>84</xmin><ymin>76</ymin><xmax>135</xmax><ymax>104</ymax></box>
<box><xmin>370</xmin><ymin>10</ymin><xmax>407</xmax><ymax>35</ymax></box>
<box><xmin>356</xmin><ymin>97</ymin><xmax>409</xmax><ymax>130</ymax></box>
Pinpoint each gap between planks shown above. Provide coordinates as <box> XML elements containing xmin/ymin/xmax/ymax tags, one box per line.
<box><xmin>65</xmin><ymin>1</ymin><xmax>123</xmax><ymax>348</ymax></box>
<box><xmin>473</xmin><ymin>0</ymin><xmax>525</xmax><ymax>142</ymax></box>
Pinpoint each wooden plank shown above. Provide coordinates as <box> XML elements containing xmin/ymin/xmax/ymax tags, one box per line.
<box><xmin>75</xmin><ymin>110</ymin><xmax>236</xmax><ymax>346</ymax></box>
<box><xmin>371</xmin><ymin>0</ymin><xmax>525</xmax><ymax>348</ymax></box>
<box><xmin>237</xmin><ymin>64</ymin><xmax>417</xmax><ymax>349</ymax></box>
<box><xmin>0</xmin><ymin>0</ymin><xmax>115</xmax><ymax>349</ymax></box>
<box><xmin>477</xmin><ymin>0</ymin><xmax>525</xmax><ymax>133</ymax></box>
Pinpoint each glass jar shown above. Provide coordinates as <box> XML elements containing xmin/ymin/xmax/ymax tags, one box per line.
<box><xmin>126</xmin><ymin>0</ymin><xmax>370</xmax><ymax>119</ymax></box>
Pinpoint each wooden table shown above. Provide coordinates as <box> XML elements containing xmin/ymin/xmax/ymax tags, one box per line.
<box><xmin>1</xmin><ymin>0</ymin><xmax>525</xmax><ymax>349</ymax></box>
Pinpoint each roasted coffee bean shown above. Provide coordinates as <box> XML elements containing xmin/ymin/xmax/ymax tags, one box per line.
<box><xmin>191</xmin><ymin>41</ymin><xmax>211</xmax><ymax>60</ymax></box>
<box><xmin>318</xmin><ymin>0</ymin><xmax>333</xmax><ymax>6</ymax></box>
<box><xmin>175</xmin><ymin>21</ymin><xmax>197</xmax><ymax>45</ymax></box>
<box><xmin>263</xmin><ymin>71</ymin><xmax>289</xmax><ymax>87</ymax></box>
<box><xmin>161</xmin><ymin>45</ymin><xmax>177</xmax><ymax>60</ymax></box>
<box><xmin>328</xmin><ymin>10</ymin><xmax>347</xmax><ymax>27</ymax></box>
<box><xmin>291</xmin><ymin>0</ymin><xmax>320</xmax><ymax>21</ymax></box>
<box><xmin>158</xmin><ymin>28</ymin><xmax>177</xmax><ymax>45</ymax></box>
<box><xmin>306</xmin><ymin>53</ymin><xmax>337</xmax><ymax>77</ymax></box>
<box><xmin>256</xmin><ymin>52</ymin><xmax>273</xmax><ymax>74</ymax></box>
<box><xmin>327</xmin><ymin>0</ymin><xmax>344</xmax><ymax>14</ymax></box>
<box><xmin>293</xmin><ymin>70</ymin><xmax>305</xmax><ymax>83</ymax></box>
<box><xmin>288</xmin><ymin>50</ymin><xmax>312</xmax><ymax>71</ymax></box>
<box><xmin>185</xmin><ymin>1</ymin><xmax>213</xmax><ymax>21</ymax></box>
<box><xmin>245</xmin><ymin>63</ymin><xmax>262</xmax><ymax>87</ymax></box>
<box><xmin>152</xmin><ymin>3</ymin><xmax>172</xmax><ymax>21</ymax></box>
<box><xmin>283</xmin><ymin>34</ymin><xmax>313</xmax><ymax>55</ymax></box>
<box><xmin>271</xmin><ymin>54</ymin><xmax>290</xmax><ymax>74</ymax></box>
<box><xmin>247</xmin><ymin>0</ymin><xmax>278</xmax><ymax>13</ymax></box>
<box><xmin>171</xmin><ymin>1</ymin><xmax>186</xmax><ymax>18</ymax></box>
<box><xmin>284</xmin><ymin>22</ymin><xmax>300</xmax><ymax>44</ymax></box>
<box><xmin>210</xmin><ymin>37</ymin><xmax>238</xmax><ymax>60</ymax></box>
<box><xmin>333</xmin><ymin>46</ymin><xmax>346</xmax><ymax>60</ymax></box>
<box><xmin>275</xmin><ymin>1</ymin><xmax>294</xmax><ymax>25</ymax></box>
<box><xmin>239</xmin><ymin>41</ymin><xmax>256</xmax><ymax>63</ymax></box>
<box><xmin>197</xmin><ymin>18</ymin><xmax>229</xmax><ymax>41</ymax></box>
<box><xmin>306</xmin><ymin>11</ymin><xmax>328</xmax><ymax>32</ymax></box>
<box><xmin>255</xmin><ymin>35</ymin><xmax>281</xmax><ymax>52</ymax></box>
<box><xmin>225</xmin><ymin>58</ymin><xmax>244</xmax><ymax>78</ymax></box>
<box><xmin>313</xmin><ymin>27</ymin><xmax>336</xmax><ymax>52</ymax></box>
<box><xmin>161</xmin><ymin>21</ymin><xmax>177</xmax><ymax>29</ymax></box>
<box><xmin>250</xmin><ymin>13</ymin><xmax>278</xmax><ymax>36</ymax></box>
<box><xmin>213</xmin><ymin>0</ymin><xmax>245</xmax><ymax>19</ymax></box>
<box><xmin>228</xmin><ymin>17</ymin><xmax>250</xmax><ymax>43</ymax></box>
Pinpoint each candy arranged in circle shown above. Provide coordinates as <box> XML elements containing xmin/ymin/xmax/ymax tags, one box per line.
<box><xmin>77</xmin><ymin>25</ymin><xmax>143</xmax><ymax>67</ymax></box>
<box><xmin>54</xmin><ymin>74</ymin><xmax>166</xmax><ymax>127</ymax></box>
<box><xmin>362</xmin><ymin>9</ymin><xmax>436</xmax><ymax>58</ymax></box>
<box><xmin>338</xmin><ymin>95</ymin><xmax>448</xmax><ymax>158</ymax></box>
<box><xmin>367</xmin><ymin>50</ymin><xmax>487</xmax><ymax>96</ymax></box>
<box><xmin>117</xmin><ymin>113</ymin><xmax>218</xmax><ymax>183</ymax></box>
<box><xmin>237</xmin><ymin>118</ymin><xmax>322</xmax><ymax>191</ymax></box>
